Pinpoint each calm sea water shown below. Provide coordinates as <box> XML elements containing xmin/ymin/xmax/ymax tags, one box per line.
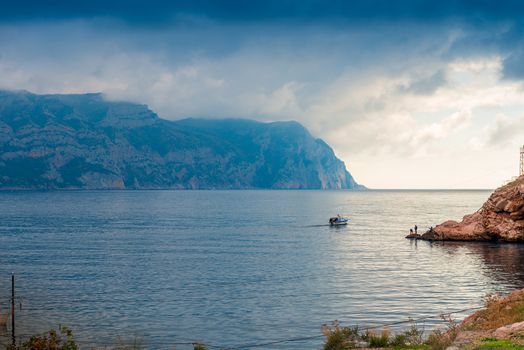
<box><xmin>1</xmin><ymin>190</ymin><xmax>524</xmax><ymax>349</ymax></box>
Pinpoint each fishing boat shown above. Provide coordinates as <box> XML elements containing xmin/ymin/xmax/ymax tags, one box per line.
<box><xmin>329</xmin><ymin>215</ymin><xmax>349</xmax><ymax>226</ymax></box>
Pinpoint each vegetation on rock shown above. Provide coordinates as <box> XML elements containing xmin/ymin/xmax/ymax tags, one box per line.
<box><xmin>321</xmin><ymin>289</ymin><xmax>524</xmax><ymax>349</ymax></box>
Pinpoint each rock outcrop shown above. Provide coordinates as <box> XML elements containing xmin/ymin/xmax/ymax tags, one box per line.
<box><xmin>446</xmin><ymin>288</ymin><xmax>524</xmax><ymax>349</ymax></box>
<box><xmin>418</xmin><ymin>175</ymin><xmax>524</xmax><ymax>242</ymax></box>
<box><xmin>0</xmin><ymin>90</ymin><xmax>364</xmax><ymax>190</ymax></box>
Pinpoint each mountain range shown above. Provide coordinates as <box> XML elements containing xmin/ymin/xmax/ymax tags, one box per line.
<box><xmin>0</xmin><ymin>90</ymin><xmax>363</xmax><ymax>190</ymax></box>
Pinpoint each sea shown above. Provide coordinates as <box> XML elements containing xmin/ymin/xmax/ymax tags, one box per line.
<box><xmin>1</xmin><ymin>190</ymin><xmax>523</xmax><ymax>349</ymax></box>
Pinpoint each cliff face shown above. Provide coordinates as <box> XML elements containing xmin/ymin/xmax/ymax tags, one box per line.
<box><xmin>0</xmin><ymin>90</ymin><xmax>364</xmax><ymax>190</ymax></box>
<box><xmin>420</xmin><ymin>176</ymin><xmax>524</xmax><ymax>242</ymax></box>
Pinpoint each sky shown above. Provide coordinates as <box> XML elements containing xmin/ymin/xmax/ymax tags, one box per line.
<box><xmin>2</xmin><ymin>1</ymin><xmax>524</xmax><ymax>189</ymax></box>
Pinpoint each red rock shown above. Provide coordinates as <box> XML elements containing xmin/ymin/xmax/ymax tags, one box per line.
<box><xmin>493</xmin><ymin>321</ymin><xmax>524</xmax><ymax>337</ymax></box>
<box><xmin>422</xmin><ymin>175</ymin><xmax>524</xmax><ymax>242</ymax></box>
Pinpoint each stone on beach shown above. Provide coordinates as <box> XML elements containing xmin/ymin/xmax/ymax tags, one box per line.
<box><xmin>405</xmin><ymin>232</ymin><xmax>421</xmax><ymax>239</ymax></box>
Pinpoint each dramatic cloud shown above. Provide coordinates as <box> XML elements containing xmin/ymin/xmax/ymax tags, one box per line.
<box><xmin>2</xmin><ymin>1</ymin><xmax>524</xmax><ymax>188</ymax></box>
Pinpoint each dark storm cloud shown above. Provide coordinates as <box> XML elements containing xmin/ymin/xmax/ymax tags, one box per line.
<box><xmin>503</xmin><ymin>50</ymin><xmax>524</xmax><ymax>80</ymax></box>
<box><xmin>3</xmin><ymin>0</ymin><xmax>524</xmax><ymax>25</ymax></box>
<box><xmin>444</xmin><ymin>21</ymin><xmax>524</xmax><ymax>80</ymax></box>
<box><xmin>6</xmin><ymin>0</ymin><xmax>524</xmax><ymax>82</ymax></box>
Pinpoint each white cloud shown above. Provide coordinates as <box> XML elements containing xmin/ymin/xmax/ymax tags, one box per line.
<box><xmin>409</xmin><ymin>110</ymin><xmax>471</xmax><ymax>149</ymax></box>
<box><xmin>2</xmin><ymin>19</ymin><xmax>524</xmax><ymax>188</ymax></box>
<box><xmin>487</xmin><ymin>114</ymin><xmax>524</xmax><ymax>147</ymax></box>
<box><xmin>448</xmin><ymin>57</ymin><xmax>502</xmax><ymax>73</ymax></box>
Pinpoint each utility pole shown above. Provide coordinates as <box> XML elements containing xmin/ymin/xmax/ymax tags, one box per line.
<box><xmin>11</xmin><ymin>273</ymin><xmax>15</xmax><ymax>348</ymax></box>
<box><xmin>520</xmin><ymin>145</ymin><xmax>524</xmax><ymax>176</ymax></box>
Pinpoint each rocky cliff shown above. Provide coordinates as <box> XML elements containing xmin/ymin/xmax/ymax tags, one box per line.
<box><xmin>416</xmin><ymin>176</ymin><xmax>524</xmax><ymax>242</ymax></box>
<box><xmin>0</xmin><ymin>90</ymin><xmax>364</xmax><ymax>190</ymax></box>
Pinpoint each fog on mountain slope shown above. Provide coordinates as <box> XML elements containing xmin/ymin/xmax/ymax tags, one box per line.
<box><xmin>0</xmin><ymin>90</ymin><xmax>363</xmax><ymax>190</ymax></box>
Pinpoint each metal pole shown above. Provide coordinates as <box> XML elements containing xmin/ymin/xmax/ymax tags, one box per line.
<box><xmin>11</xmin><ymin>273</ymin><xmax>15</xmax><ymax>347</ymax></box>
<box><xmin>520</xmin><ymin>146</ymin><xmax>524</xmax><ymax>176</ymax></box>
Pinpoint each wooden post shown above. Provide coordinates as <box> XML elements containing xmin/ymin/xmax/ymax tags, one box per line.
<box><xmin>11</xmin><ymin>273</ymin><xmax>15</xmax><ymax>347</ymax></box>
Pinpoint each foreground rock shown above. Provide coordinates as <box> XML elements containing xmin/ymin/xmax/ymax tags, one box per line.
<box><xmin>418</xmin><ymin>175</ymin><xmax>524</xmax><ymax>242</ymax></box>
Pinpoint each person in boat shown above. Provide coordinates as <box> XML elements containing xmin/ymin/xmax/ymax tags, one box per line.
<box><xmin>414</xmin><ymin>224</ymin><xmax>418</xmax><ymax>234</ymax></box>
<box><xmin>330</xmin><ymin>216</ymin><xmax>343</xmax><ymax>225</ymax></box>
<box><xmin>409</xmin><ymin>228</ymin><xmax>414</xmax><ymax>235</ymax></box>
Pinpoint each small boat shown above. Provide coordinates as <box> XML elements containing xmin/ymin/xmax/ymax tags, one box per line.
<box><xmin>329</xmin><ymin>215</ymin><xmax>349</xmax><ymax>226</ymax></box>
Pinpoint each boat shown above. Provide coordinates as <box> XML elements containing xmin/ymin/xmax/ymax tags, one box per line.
<box><xmin>329</xmin><ymin>215</ymin><xmax>349</xmax><ymax>226</ymax></box>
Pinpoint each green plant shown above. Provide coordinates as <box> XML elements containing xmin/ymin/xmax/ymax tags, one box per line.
<box><xmin>478</xmin><ymin>338</ymin><xmax>524</xmax><ymax>349</ymax></box>
<box><xmin>425</xmin><ymin>329</ymin><xmax>450</xmax><ymax>350</ymax></box>
<box><xmin>401</xmin><ymin>322</ymin><xmax>425</xmax><ymax>346</ymax></box>
<box><xmin>467</xmin><ymin>292</ymin><xmax>524</xmax><ymax>331</ymax></box>
<box><xmin>20</xmin><ymin>325</ymin><xmax>78</xmax><ymax>350</ymax></box>
<box><xmin>366</xmin><ymin>328</ymin><xmax>390</xmax><ymax>348</ymax></box>
<box><xmin>321</xmin><ymin>320</ymin><xmax>360</xmax><ymax>350</ymax></box>
<box><xmin>481</xmin><ymin>337</ymin><xmax>498</xmax><ymax>342</ymax></box>
<box><xmin>193</xmin><ymin>343</ymin><xmax>207</xmax><ymax>350</ymax></box>
<box><xmin>390</xmin><ymin>333</ymin><xmax>408</xmax><ymax>347</ymax></box>
<box><xmin>424</xmin><ymin>315</ymin><xmax>459</xmax><ymax>350</ymax></box>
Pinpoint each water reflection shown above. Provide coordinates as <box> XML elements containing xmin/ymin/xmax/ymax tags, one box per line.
<box><xmin>433</xmin><ymin>241</ymin><xmax>524</xmax><ymax>290</ymax></box>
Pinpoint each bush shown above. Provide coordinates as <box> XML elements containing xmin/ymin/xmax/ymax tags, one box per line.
<box><xmin>20</xmin><ymin>325</ymin><xmax>78</xmax><ymax>350</ymax></box>
<box><xmin>425</xmin><ymin>329</ymin><xmax>452</xmax><ymax>350</ymax></box>
<box><xmin>321</xmin><ymin>317</ymin><xmax>462</xmax><ymax>350</ymax></box>
<box><xmin>390</xmin><ymin>332</ymin><xmax>407</xmax><ymax>347</ymax></box>
<box><xmin>321</xmin><ymin>320</ymin><xmax>360</xmax><ymax>350</ymax></box>
<box><xmin>402</xmin><ymin>323</ymin><xmax>425</xmax><ymax>345</ymax></box>
<box><xmin>366</xmin><ymin>329</ymin><xmax>390</xmax><ymax>348</ymax></box>
<box><xmin>425</xmin><ymin>315</ymin><xmax>459</xmax><ymax>350</ymax></box>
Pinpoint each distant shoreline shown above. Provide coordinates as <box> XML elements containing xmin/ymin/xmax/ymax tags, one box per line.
<box><xmin>0</xmin><ymin>187</ymin><xmax>492</xmax><ymax>192</ymax></box>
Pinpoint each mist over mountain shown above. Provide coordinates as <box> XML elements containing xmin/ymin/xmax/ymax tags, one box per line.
<box><xmin>0</xmin><ymin>90</ymin><xmax>363</xmax><ymax>190</ymax></box>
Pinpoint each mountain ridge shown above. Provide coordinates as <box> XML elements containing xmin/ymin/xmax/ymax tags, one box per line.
<box><xmin>0</xmin><ymin>90</ymin><xmax>364</xmax><ymax>190</ymax></box>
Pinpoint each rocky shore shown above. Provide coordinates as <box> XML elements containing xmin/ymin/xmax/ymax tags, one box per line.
<box><xmin>321</xmin><ymin>287</ymin><xmax>524</xmax><ymax>349</ymax></box>
<box><xmin>407</xmin><ymin>175</ymin><xmax>524</xmax><ymax>242</ymax></box>
<box><xmin>445</xmin><ymin>288</ymin><xmax>524</xmax><ymax>349</ymax></box>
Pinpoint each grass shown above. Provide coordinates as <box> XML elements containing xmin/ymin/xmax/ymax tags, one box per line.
<box><xmin>366</xmin><ymin>329</ymin><xmax>390</xmax><ymax>347</ymax></box>
<box><xmin>477</xmin><ymin>338</ymin><xmax>524</xmax><ymax>349</ymax></box>
<box><xmin>320</xmin><ymin>289</ymin><xmax>524</xmax><ymax>349</ymax></box>
<box><xmin>321</xmin><ymin>320</ymin><xmax>360</xmax><ymax>349</ymax></box>
<box><xmin>321</xmin><ymin>290</ymin><xmax>524</xmax><ymax>349</ymax></box>
<box><xmin>321</xmin><ymin>320</ymin><xmax>431</xmax><ymax>350</ymax></box>
<box><xmin>321</xmin><ymin>323</ymin><xmax>458</xmax><ymax>350</ymax></box>
<box><xmin>462</xmin><ymin>291</ymin><xmax>524</xmax><ymax>331</ymax></box>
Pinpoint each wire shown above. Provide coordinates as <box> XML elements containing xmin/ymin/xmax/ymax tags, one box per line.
<box><xmin>4</xmin><ymin>298</ymin><xmax>523</xmax><ymax>350</ymax></box>
<box><xmin>224</xmin><ymin>334</ymin><xmax>324</xmax><ymax>349</ymax></box>
<box><xmin>219</xmin><ymin>302</ymin><xmax>507</xmax><ymax>349</ymax></box>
